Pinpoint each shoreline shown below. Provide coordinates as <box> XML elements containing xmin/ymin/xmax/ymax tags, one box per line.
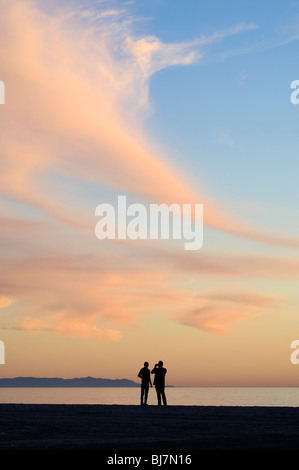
<box><xmin>0</xmin><ymin>403</ymin><xmax>299</xmax><ymax>451</ymax></box>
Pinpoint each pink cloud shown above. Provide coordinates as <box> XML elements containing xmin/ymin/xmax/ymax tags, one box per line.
<box><xmin>1</xmin><ymin>0</ymin><xmax>298</xmax><ymax>247</ymax></box>
<box><xmin>19</xmin><ymin>317</ymin><xmax>122</xmax><ymax>341</ymax></box>
<box><xmin>179</xmin><ymin>289</ymin><xmax>282</xmax><ymax>335</ymax></box>
<box><xmin>0</xmin><ymin>1</ymin><xmax>298</xmax><ymax>340</ymax></box>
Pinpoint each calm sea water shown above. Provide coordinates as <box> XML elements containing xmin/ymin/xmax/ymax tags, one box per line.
<box><xmin>0</xmin><ymin>387</ymin><xmax>299</xmax><ymax>407</ymax></box>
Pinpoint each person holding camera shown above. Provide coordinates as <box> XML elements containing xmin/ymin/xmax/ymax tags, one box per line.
<box><xmin>151</xmin><ymin>361</ymin><xmax>167</xmax><ymax>406</ymax></box>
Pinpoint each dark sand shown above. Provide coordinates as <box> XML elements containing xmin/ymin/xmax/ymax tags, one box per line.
<box><xmin>0</xmin><ymin>404</ymin><xmax>299</xmax><ymax>451</ymax></box>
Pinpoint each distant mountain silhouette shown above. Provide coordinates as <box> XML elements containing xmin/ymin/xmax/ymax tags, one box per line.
<box><xmin>0</xmin><ymin>376</ymin><xmax>140</xmax><ymax>388</ymax></box>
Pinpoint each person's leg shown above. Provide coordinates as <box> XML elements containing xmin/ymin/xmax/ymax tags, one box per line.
<box><xmin>144</xmin><ymin>385</ymin><xmax>149</xmax><ymax>405</ymax></box>
<box><xmin>140</xmin><ymin>386</ymin><xmax>145</xmax><ymax>405</ymax></box>
<box><xmin>161</xmin><ymin>388</ymin><xmax>167</xmax><ymax>406</ymax></box>
<box><xmin>156</xmin><ymin>386</ymin><xmax>162</xmax><ymax>406</ymax></box>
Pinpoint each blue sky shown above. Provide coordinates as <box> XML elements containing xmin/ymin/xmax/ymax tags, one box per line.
<box><xmin>130</xmin><ymin>0</ymin><xmax>299</xmax><ymax>229</ymax></box>
<box><xmin>1</xmin><ymin>0</ymin><xmax>299</xmax><ymax>385</ymax></box>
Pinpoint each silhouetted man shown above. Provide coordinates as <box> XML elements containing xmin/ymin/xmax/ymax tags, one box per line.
<box><xmin>138</xmin><ymin>361</ymin><xmax>152</xmax><ymax>406</ymax></box>
<box><xmin>151</xmin><ymin>361</ymin><xmax>167</xmax><ymax>406</ymax></box>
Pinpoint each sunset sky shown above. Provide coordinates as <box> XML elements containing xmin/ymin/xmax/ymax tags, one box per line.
<box><xmin>1</xmin><ymin>0</ymin><xmax>299</xmax><ymax>386</ymax></box>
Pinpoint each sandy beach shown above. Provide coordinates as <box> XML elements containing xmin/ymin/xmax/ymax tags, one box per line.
<box><xmin>0</xmin><ymin>404</ymin><xmax>299</xmax><ymax>452</ymax></box>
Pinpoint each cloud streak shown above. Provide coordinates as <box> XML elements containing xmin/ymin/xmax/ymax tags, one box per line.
<box><xmin>1</xmin><ymin>0</ymin><xmax>297</xmax><ymax>246</ymax></box>
<box><xmin>180</xmin><ymin>289</ymin><xmax>281</xmax><ymax>336</ymax></box>
<box><xmin>1</xmin><ymin>0</ymin><xmax>298</xmax><ymax>339</ymax></box>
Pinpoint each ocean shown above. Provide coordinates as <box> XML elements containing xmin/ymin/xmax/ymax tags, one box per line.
<box><xmin>0</xmin><ymin>387</ymin><xmax>299</xmax><ymax>407</ymax></box>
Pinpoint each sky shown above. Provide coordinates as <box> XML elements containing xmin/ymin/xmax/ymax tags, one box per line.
<box><xmin>1</xmin><ymin>0</ymin><xmax>299</xmax><ymax>386</ymax></box>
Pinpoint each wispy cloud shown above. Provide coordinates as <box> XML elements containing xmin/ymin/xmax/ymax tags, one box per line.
<box><xmin>180</xmin><ymin>289</ymin><xmax>281</xmax><ymax>336</ymax></box>
<box><xmin>0</xmin><ymin>0</ymin><xmax>298</xmax><ymax>339</ymax></box>
<box><xmin>124</xmin><ymin>22</ymin><xmax>258</xmax><ymax>79</ymax></box>
<box><xmin>236</xmin><ymin>68</ymin><xmax>247</xmax><ymax>87</ymax></box>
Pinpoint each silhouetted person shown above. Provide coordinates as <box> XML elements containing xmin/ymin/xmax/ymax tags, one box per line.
<box><xmin>151</xmin><ymin>361</ymin><xmax>167</xmax><ymax>406</ymax></box>
<box><xmin>138</xmin><ymin>361</ymin><xmax>152</xmax><ymax>406</ymax></box>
